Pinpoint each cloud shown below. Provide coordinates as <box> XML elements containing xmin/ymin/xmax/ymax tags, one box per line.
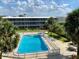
<box><xmin>0</xmin><ymin>6</ymin><xmax>12</xmax><ymax>16</ymax></box>
<box><xmin>0</xmin><ymin>0</ymin><xmax>15</xmax><ymax>4</ymax></box>
<box><xmin>0</xmin><ymin>0</ymin><xmax>74</xmax><ymax>17</ymax></box>
<box><xmin>36</xmin><ymin>0</ymin><xmax>45</xmax><ymax>5</ymax></box>
<box><xmin>17</xmin><ymin>1</ymin><xmax>21</xmax><ymax>6</ymax></box>
<box><xmin>51</xmin><ymin>0</ymin><xmax>58</xmax><ymax>6</ymax></box>
<box><xmin>0</xmin><ymin>6</ymin><xmax>3</xmax><ymax>9</ymax></box>
<box><xmin>17</xmin><ymin>1</ymin><xmax>27</xmax><ymax>6</ymax></box>
<box><xmin>62</xmin><ymin>4</ymin><xmax>69</xmax><ymax>7</ymax></box>
<box><xmin>59</xmin><ymin>3</ymin><xmax>70</xmax><ymax>8</ymax></box>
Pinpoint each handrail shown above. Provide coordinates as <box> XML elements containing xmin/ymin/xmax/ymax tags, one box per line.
<box><xmin>13</xmin><ymin>51</ymin><xmax>49</xmax><ymax>58</ymax></box>
<box><xmin>3</xmin><ymin>33</ymin><xmax>60</xmax><ymax>59</ymax></box>
<box><xmin>42</xmin><ymin>34</ymin><xmax>60</xmax><ymax>54</ymax></box>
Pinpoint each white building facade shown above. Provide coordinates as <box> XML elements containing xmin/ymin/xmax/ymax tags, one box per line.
<box><xmin>3</xmin><ymin>17</ymin><xmax>49</xmax><ymax>28</ymax></box>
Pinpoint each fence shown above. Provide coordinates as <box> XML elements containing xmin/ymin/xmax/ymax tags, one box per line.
<box><xmin>2</xmin><ymin>33</ymin><xmax>60</xmax><ymax>59</ymax></box>
<box><xmin>42</xmin><ymin>34</ymin><xmax>60</xmax><ymax>55</ymax></box>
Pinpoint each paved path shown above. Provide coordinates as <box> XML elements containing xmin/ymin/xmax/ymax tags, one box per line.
<box><xmin>2</xmin><ymin>36</ymin><xmax>77</xmax><ymax>59</ymax></box>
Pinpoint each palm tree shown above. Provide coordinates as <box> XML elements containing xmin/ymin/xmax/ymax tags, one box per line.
<box><xmin>45</xmin><ymin>17</ymin><xmax>64</xmax><ymax>35</ymax></box>
<box><xmin>65</xmin><ymin>9</ymin><xmax>79</xmax><ymax>59</ymax></box>
<box><xmin>45</xmin><ymin>17</ymin><xmax>54</xmax><ymax>32</ymax></box>
<box><xmin>0</xmin><ymin>18</ymin><xmax>19</xmax><ymax>59</ymax></box>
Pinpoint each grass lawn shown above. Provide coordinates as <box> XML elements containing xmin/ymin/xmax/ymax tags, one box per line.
<box><xmin>47</xmin><ymin>32</ymin><xmax>69</xmax><ymax>42</ymax></box>
<box><xmin>16</xmin><ymin>29</ymin><xmax>69</xmax><ymax>42</ymax></box>
<box><xmin>16</xmin><ymin>29</ymin><xmax>47</xmax><ymax>33</ymax></box>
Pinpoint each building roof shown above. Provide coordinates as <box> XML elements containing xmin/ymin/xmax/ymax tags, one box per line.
<box><xmin>2</xmin><ymin>16</ymin><xmax>50</xmax><ymax>19</ymax></box>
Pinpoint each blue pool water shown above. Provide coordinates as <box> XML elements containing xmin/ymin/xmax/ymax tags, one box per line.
<box><xmin>17</xmin><ymin>35</ymin><xmax>48</xmax><ymax>54</ymax></box>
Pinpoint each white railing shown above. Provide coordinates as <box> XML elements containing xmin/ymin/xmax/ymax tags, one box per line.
<box><xmin>11</xmin><ymin>20</ymin><xmax>45</xmax><ymax>22</ymax></box>
<box><xmin>12</xmin><ymin>51</ymin><xmax>49</xmax><ymax>59</ymax></box>
<box><xmin>2</xmin><ymin>33</ymin><xmax>60</xmax><ymax>59</ymax></box>
<box><xmin>42</xmin><ymin>34</ymin><xmax>60</xmax><ymax>55</ymax></box>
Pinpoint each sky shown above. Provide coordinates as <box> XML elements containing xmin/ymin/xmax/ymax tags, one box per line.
<box><xmin>0</xmin><ymin>0</ymin><xmax>79</xmax><ymax>17</ymax></box>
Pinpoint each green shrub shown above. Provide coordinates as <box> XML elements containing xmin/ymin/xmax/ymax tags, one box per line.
<box><xmin>13</xmin><ymin>33</ymin><xmax>20</xmax><ymax>48</ymax></box>
<box><xmin>60</xmin><ymin>37</ymin><xmax>69</xmax><ymax>42</ymax></box>
<box><xmin>48</xmin><ymin>32</ymin><xmax>61</xmax><ymax>39</ymax></box>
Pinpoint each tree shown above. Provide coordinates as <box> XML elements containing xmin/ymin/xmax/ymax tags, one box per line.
<box><xmin>45</xmin><ymin>17</ymin><xmax>64</xmax><ymax>35</ymax></box>
<box><xmin>44</xmin><ymin>17</ymin><xmax>53</xmax><ymax>29</ymax></box>
<box><xmin>45</xmin><ymin>17</ymin><xmax>55</xmax><ymax>31</ymax></box>
<box><xmin>65</xmin><ymin>9</ymin><xmax>79</xmax><ymax>59</ymax></box>
<box><xmin>18</xmin><ymin>14</ymin><xmax>26</xmax><ymax>17</ymax></box>
<box><xmin>0</xmin><ymin>18</ymin><xmax>19</xmax><ymax>59</ymax></box>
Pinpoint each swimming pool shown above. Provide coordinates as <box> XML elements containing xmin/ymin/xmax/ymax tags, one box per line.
<box><xmin>17</xmin><ymin>35</ymin><xmax>48</xmax><ymax>54</ymax></box>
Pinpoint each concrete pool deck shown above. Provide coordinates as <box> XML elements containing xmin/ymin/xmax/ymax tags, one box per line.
<box><xmin>2</xmin><ymin>32</ymin><xmax>77</xmax><ymax>59</ymax></box>
<box><xmin>14</xmin><ymin>32</ymin><xmax>60</xmax><ymax>58</ymax></box>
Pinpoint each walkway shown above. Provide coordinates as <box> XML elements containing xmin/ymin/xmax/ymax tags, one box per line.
<box><xmin>2</xmin><ymin>32</ymin><xmax>77</xmax><ymax>59</ymax></box>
